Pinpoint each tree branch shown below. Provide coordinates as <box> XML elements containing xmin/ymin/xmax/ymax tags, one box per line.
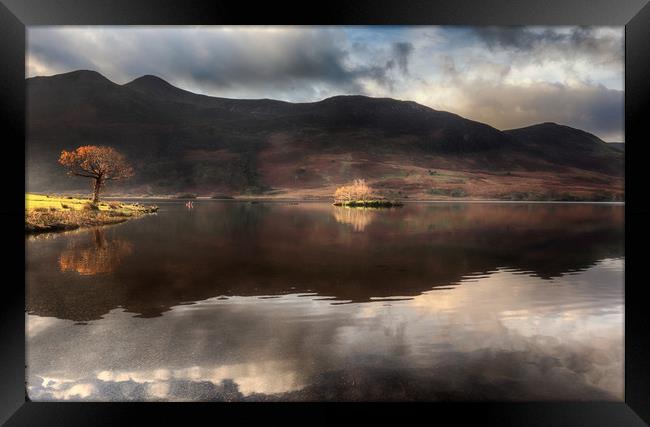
<box><xmin>72</xmin><ymin>172</ymin><xmax>99</xmax><ymax>178</ymax></box>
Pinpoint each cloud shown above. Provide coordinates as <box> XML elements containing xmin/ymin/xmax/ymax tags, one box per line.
<box><xmin>392</xmin><ymin>42</ymin><xmax>414</xmax><ymax>74</ymax></box>
<box><xmin>456</xmin><ymin>81</ymin><xmax>623</xmax><ymax>140</ymax></box>
<box><xmin>472</xmin><ymin>26</ymin><xmax>623</xmax><ymax>66</ymax></box>
<box><xmin>399</xmin><ymin>54</ymin><xmax>623</xmax><ymax>141</ymax></box>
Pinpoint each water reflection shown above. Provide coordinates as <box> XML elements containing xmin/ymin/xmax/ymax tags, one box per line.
<box><xmin>332</xmin><ymin>206</ymin><xmax>377</xmax><ymax>231</ymax></box>
<box><xmin>26</xmin><ymin>202</ymin><xmax>623</xmax><ymax>320</ymax></box>
<box><xmin>26</xmin><ymin>202</ymin><xmax>624</xmax><ymax>401</ymax></box>
<box><xmin>58</xmin><ymin>228</ymin><xmax>134</xmax><ymax>276</ymax></box>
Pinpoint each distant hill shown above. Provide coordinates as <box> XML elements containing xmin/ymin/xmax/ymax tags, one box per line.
<box><xmin>26</xmin><ymin>70</ymin><xmax>624</xmax><ymax>200</ymax></box>
<box><xmin>504</xmin><ymin>123</ymin><xmax>624</xmax><ymax>176</ymax></box>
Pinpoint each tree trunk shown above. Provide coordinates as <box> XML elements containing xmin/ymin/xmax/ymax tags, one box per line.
<box><xmin>92</xmin><ymin>177</ymin><xmax>103</xmax><ymax>204</ymax></box>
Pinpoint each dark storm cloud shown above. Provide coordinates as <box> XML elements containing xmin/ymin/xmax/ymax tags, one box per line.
<box><xmin>475</xmin><ymin>27</ymin><xmax>565</xmax><ymax>50</ymax></box>
<box><xmin>472</xmin><ymin>26</ymin><xmax>623</xmax><ymax>65</ymax></box>
<box><xmin>392</xmin><ymin>42</ymin><xmax>414</xmax><ymax>74</ymax></box>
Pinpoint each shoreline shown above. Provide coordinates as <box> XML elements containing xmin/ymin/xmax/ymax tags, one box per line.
<box><xmin>25</xmin><ymin>194</ymin><xmax>158</xmax><ymax>234</ymax></box>
<box><xmin>32</xmin><ymin>189</ymin><xmax>623</xmax><ymax>204</ymax></box>
<box><xmin>101</xmin><ymin>195</ymin><xmax>625</xmax><ymax>205</ymax></box>
<box><xmin>24</xmin><ymin>192</ymin><xmax>624</xmax><ymax>236</ymax></box>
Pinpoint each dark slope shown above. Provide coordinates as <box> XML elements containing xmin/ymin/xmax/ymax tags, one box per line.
<box><xmin>123</xmin><ymin>74</ymin><xmax>509</xmax><ymax>153</ymax></box>
<box><xmin>504</xmin><ymin>123</ymin><xmax>624</xmax><ymax>175</ymax></box>
<box><xmin>607</xmin><ymin>143</ymin><xmax>625</xmax><ymax>152</ymax></box>
<box><xmin>26</xmin><ymin>71</ymin><xmax>623</xmax><ymax>195</ymax></box>
<box><xmin>28</xmin><ymin>70</ymin><xmax>166</xmax><ymax>124</ymax></box>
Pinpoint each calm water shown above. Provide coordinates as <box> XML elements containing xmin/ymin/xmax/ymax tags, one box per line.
<box><xmin>26</xmin><ymin>201</ymin><xmax>624</xmax><ymax>401</ymax></box>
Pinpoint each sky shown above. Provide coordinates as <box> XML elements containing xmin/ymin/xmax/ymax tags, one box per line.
<box><xmin>27</xmin><ymin>26</ymin><xmax>624</xmax><ymax>141</ymax></box>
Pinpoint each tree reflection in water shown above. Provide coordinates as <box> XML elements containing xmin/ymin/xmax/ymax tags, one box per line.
<box><xmin>58</xmin><ymin>228</ymin><xmax>134</xmax><ymax>276</ymax></box>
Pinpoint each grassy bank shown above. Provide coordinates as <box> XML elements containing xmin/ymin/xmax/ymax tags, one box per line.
<box><xmin>26</xmin><ymin>193</ymin><xmax>158</xmax><ymax>234</ymax></box>
<box><xmin>333</xmin><ymin>200</ymin><xmax>403</xmax><ymax>208</ymax></box>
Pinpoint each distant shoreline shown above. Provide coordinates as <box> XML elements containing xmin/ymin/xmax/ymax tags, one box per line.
<box><xmin>101</xmin><ymin>195</ymin><xmax>624</xmax><ymax>204</ymax></box>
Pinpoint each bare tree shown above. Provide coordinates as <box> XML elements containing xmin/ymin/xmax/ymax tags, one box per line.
<box><xmin>59</xmin><ymin>145</ymin><xmax>134</xmax><ymax>203</ymax></box>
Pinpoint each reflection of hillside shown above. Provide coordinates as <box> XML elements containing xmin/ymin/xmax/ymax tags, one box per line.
<box><xmin>27</xmin><ymin>203</ymin><xmax>624</xmax><ymax>321</ymax></box>
<box><xmin>58</xmin><ymin>228</ymin><xmax>134</xmax><ymax>276</ymax></box>
<box><xmin>332</xmin><ymin>207</ymin><xmax>376</xmax><ymax>232</ymax></box>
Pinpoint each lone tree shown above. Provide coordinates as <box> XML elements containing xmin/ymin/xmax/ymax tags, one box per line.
<box><xmin>59</xmin><ymin>145</ymin><xmax>134</xmax><ymax>204</ymax></box>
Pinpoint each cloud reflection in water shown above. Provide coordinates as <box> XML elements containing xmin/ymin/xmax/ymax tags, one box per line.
<box><xmin>27</xmin><ymin>259</ymin><xmax>623</xmax><ymax>401</ymax></box>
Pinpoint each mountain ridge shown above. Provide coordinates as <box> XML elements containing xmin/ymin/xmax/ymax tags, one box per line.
<box><xmin>26</xmin><ymin>70</ymin><xmax>624</xmax><ymax>200</ymax></box>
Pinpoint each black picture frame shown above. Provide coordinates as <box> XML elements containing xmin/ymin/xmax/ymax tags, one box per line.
<box><xmin>2</xmin><ymin>0</ymin><xmax>649</xmax><ymax>425</ymax></box>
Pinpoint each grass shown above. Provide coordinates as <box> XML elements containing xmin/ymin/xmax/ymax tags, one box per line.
<box><xmin>333</xmin><ymin>199</ymin><xmax>403</xmax><ymax>208</ymax></box>
<box><xmin>25</xmin><ymin>193</ymin><xmax>158</xmax><ymax>234</ymax></box>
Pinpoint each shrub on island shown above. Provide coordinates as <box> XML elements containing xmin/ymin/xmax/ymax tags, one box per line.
<box><xmin>333</xmin><ymin>179</ymin><xmax>402</xmax><ymax>208</ymax></box>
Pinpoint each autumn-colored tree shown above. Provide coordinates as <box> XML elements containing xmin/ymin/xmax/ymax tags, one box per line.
<box><xmin>334</xmin><ymin>185</ymin><xmax>353</xmax><ymax>202</ymax></box>
<box><xmin>352</xmin><ymin>179</ymin><xmax>372</xmax><ymax>200</ymax></box>
<box><xmin>58</xmin><ymin>146</ymin><xmax>134</xmax><ymax>204</ymax></box>
<box><xmin>334</xmin><ymin>179</ymin><xmax>373</xmax><ymax>202</ymax></box>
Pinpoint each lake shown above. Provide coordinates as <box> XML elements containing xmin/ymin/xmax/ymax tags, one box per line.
<box><xmin>26</xmin><ymin>201</ymin><xmax>624</xmax><ymax>401</ymax></box>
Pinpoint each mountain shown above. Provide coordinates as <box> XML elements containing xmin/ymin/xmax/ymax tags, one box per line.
<box><xmin>26</xmin><ymin>70</ymin><xmax>624</xmax><ymax>200</ymax></box>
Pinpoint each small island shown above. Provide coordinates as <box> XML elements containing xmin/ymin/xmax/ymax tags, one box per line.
<box><xmin>333</xmin><ymin>179</ymin><xmax>403</xmax><ymax>208</ymax></box>
<box><xmin>25</xmin><ymin>145</ymin><xmax>157</xmax><ymax>234</ymax></box>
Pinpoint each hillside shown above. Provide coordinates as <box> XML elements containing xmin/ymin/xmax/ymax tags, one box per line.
<box><xmin>607</xmin><ymin>143</ymin><xmax>625</xmax><ymax>152</ymax></box>
<box><xmin>504</xmin><ymin>123</ymin><xmax>623</xmax><ymax>176</ymax></box>
<box><xmin>26</xmin><ymin>70</ymin><xmax>624</xmax><ymax>200</ymax></box>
